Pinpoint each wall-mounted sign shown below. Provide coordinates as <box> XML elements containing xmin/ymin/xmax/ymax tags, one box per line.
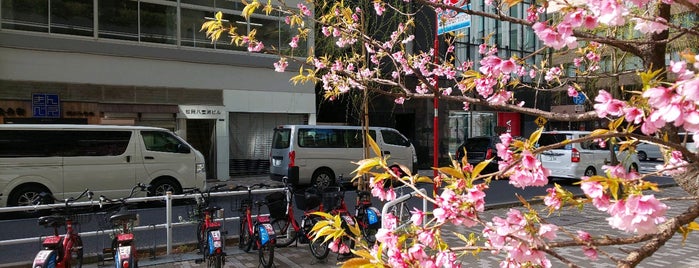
<box><xmin>438</xmin><ymin>3</ymin><xmax>471</xmax><ymax>35</ymax></box>
<box><xmin>178</xmin><ymin>105</ymin><xmax>225</xmax><ymax>119</ymax></box>
<box><xmin>32</xmin><ymin>93</ymin><xmax>61</xmax><ymax>118</ymax></box>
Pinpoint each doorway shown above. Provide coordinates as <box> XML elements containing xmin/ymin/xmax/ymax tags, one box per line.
<box><xmin>187</xmin><ymin>119</ymin><xmax>216</xmax><ymax>180</ymax></box>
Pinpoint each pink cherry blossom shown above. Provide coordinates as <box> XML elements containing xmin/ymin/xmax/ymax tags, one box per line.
<box><xmin>567</xmin><ymin>86</ymin><xmax>579</xmax><ymax>97</ymax></box>
<box><xmin>594</xmin><ymin>90</ymin><xmax>625</xmax><ymax>117</ymax></box>
<box><xmin>544</xmin><ymin>187</ymin><xmax>562</xmax><ymax>210</ymax></box>
<box><xmin>373</xmin><ymin>2</ymin><xmax>385</xmax><ymax>16</ymax></box>
<box><xmin>606</xmin><ymin>194</ymin><xmax>668</xmax><ymax>234</ymax></box>
<box><xmin>632</xmin><ymin>17</ymin><xmax>668</xmax><ymax>34</ymax></box>
<box><xmin>273</xmin><ymin>58</ymin><xmax>288</xmax><ymax>72</ymax></box>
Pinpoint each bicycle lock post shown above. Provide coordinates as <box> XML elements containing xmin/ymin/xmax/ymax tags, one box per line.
<box><xmin>166</xmin><ymin>191</ymin><xmax>172</xmax><ymax>255</ymax></box>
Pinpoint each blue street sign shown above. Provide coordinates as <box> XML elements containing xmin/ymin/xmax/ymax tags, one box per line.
<box><xmin>572</xmin><ymin>93</ymin><xmax>586</xmax><ymax>105</ymax></box>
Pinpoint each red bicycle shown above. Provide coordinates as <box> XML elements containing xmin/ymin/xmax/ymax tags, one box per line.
<box><xmin>184</xmin><ymin>184</ymin><xmax>227</xmax><ymax>268</ymax></box>
<box><xmin>269</xmin><ymin>177</ymin><xmax>330</xmax><ymax>260</ymax></box>
<box><xmin>98</xmin><ymin>183</ymin><xmax>149</xmax><ymax>268</ymax></box>
<box><xmin>32</xmin><ymin>188</ymin><xmax>94</xmax><ymax>268</ymax></box>
<box><xmin>235</xmin><ymin>183</ymin><xmax>276</xmax><ymax>268</ymax></box>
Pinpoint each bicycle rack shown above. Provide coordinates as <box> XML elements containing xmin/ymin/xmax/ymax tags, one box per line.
<box><xmin>149</xmin><ymin>224</ymin><xmax>158</xmax><ymax>260</ymax></box>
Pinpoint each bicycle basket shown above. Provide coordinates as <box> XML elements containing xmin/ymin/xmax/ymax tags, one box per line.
<box><xmin>322</xmin><ymin>187</ymin><xmax>342</xmax><ymax>212</ymax></box>
<box><xmin>294</xmin><ymin>188</ymin><xmax>321</xmax><ymax>211</ymax></box>
<box><xmin>265</xmin><ymin>192</ymin><xmax>287</xmax><ymax>219</ymax></box>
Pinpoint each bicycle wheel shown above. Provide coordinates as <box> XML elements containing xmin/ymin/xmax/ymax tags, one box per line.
<box><xmin>207</xmin><ymin>255</ymin><xmax>223</xmax><ymax>268</ymax></box>
<box><xmin>271</xmin><ymin>218</ymin><xmax>298</xmax><ymax>247</ymax></box>
<box><xmin>359</xmin><ymin>215</ymin><xmax>378</xmax><ymax>244</ymax></box>
<box><xmin>239</xmin><ymin>217</ymin><xmax>253</xmax><ymax>252</ymax></box>
<box><xmin>196</xmin><ymin>221</ymin><xmax>206</xmax><ymax>255</ymax></box>
<box><xmin>71</xmin><ymin>236</ymin><xmax>83</xmax><ymax>268</ymax></box>
<box><xmin>258</xmin><ymin>237</ymin><xmax>275</xmax><ymax>268</ymax></box>
<box><xmin>307</xmin><ymin>216</ymin><xmax>330</xmax><ymax>259</ymax></box>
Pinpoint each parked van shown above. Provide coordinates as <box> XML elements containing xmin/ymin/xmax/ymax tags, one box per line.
<box><xmin>269</xmin><ymin>125</ymin><xmax>417</xmax><ymax>189</ymax></box>
<box><xmin>0</xmin><ymin>124</ymin><xmax>206</xmax><ymax>207</ymax></box>
<box><xmin>537</xmin><ymin>131</ymin><xmax>640</xmax><ymax>180</ymax></box>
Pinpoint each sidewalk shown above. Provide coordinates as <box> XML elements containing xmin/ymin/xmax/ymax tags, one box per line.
<box><xmin>113</xmin><ymin>185</ymin><xmax>699</xmax><ymax>268</ymax></box>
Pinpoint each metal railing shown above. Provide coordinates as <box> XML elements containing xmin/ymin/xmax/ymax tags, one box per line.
<box><xmin>0</xmin><ymin>187</ymin><xmax>284</xmax><ymax>256</ymax></box>
<box><xmin>381</xmin><ymin>187</ymin><xmax>428</xmax><ymax>230</ymax></box>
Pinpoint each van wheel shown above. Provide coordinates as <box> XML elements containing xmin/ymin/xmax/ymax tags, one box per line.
<box><xmin>629</xmin><ymin>163</ymin><xmax>639</xmax><ymax>173</ymax></box>
<box><xmin>637</xmin><ymin>151</ymin><xmax>647</xmax><ymax>161</ymax></box>
<box><xmin>149</xmin><ymin>179</ymin><xmax>183</xmax><ymax>196</ymax></box>
<box><xmin>584</xmin><ymin>167</ymin><xmax>596</xmax><ymax>177</ymax></box>
<box><xmin>9</xmin><ymin>184</ymin><xmax>51</xmax><ymax>207</ymax></box>
<box><xmin>311</xmin><ymin>169</ymin><xmax>334</xmax><ymax>190</ymax></box>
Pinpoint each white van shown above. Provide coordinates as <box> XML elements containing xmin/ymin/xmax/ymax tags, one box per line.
<box><xmin>0</xmin><ymin>124</ymin><xmax>206</xmax><ymax>207</ymax></box>
<box><xmin>269</xmin><ymin>125</ymin><xmax>417</xmax><ymax>189</ymax></box>
<box><xmin>537</xmin><ymin>131</ymin><xmax>640</xmax><ymax>180</ymax></box>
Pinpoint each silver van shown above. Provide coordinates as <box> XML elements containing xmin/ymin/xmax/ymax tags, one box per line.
<box><xmin>269</xmin><ymin>125</ymin><xmax>417</xmax><ymax>189</ymax></box>
<box><xmin>0</xmin><ymin>124</ymin><xmax>206</xmax><ymax>207</ymax></box>
<box><xmin>538</xmin><ymin>131</ymin><xmax>640</xmax><ymax>180</ymax></box>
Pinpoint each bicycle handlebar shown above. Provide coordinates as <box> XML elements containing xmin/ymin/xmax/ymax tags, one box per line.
<box><xmin>98</xmin><ymin>183</ymin><xmax>150</xmax><ymax>208</ymax></box>
<box><xmin>38</xmin><ymin>188</ymin><xmax>93</xmax><ymax>206</ymax></box>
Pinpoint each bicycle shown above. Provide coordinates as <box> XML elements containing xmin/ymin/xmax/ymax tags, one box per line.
<box><xmin>234</xmin><ymin>183</ymin><xmax>276</xmax><ymax>268</ymax></box>
<box><xmin>32</xmin><ymin>188</ymin><xmax>94</xmax><ymax>268</ymax></box>
<box><xmin>269</xmin><ymin>177</ymin><xmax>331</xmax><ymax>260</ymax></box>
<box><xmin>320</xmin><ymin>176</ymin><xmax>359</xmax><ymax>258</ymax></box>
<box><xmin>98</xmin><ymin>183</ymin><xmax>150</xmax><ymax>268</ymax></box>
<box><xmin>183</xmin><ymin>184</ymin><xmax>228</xmax><ymax>268</ymax></box>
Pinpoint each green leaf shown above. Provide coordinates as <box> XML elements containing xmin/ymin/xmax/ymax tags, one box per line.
<box><xmin>436</xmin><ymin>166</ymin><xmax>465</xmax><ymax>180</ymax></box>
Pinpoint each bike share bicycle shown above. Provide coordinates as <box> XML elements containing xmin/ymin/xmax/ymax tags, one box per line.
<box><xmin>234</xmin><ymin>183</ymin><xmax>277</xmax><ymax>268</ymax></box>
<box><xmin>32</xmin><ymin>188</ymin><xmax>94</xmax><ymax>268</ymax></box>
<box><xmin>183</xmin><ymin>184</ymin><xmax>228</xmax><ymax>268</ymax></box>
<box><xmin>98</xmin><ymin>183</ymin><xmax>150</xmax><ymax>268</ymax></box>
<box><xmin>322</xmin><ymin>175</ymin><xmax>382</xmax><ymax>257</ymax></box>
<box><xmin>269</xmin><ymin>176</ymin><xmax>331</xmax><ymax>260</ymax></box>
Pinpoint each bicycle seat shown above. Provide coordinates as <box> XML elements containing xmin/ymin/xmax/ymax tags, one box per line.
<box><xmin>203</xmin><ymin>206</ymin><xmax>221</xmax><ymax>213</ymax></box>
<box><xmin>110</xmin><ymin>208</ymin><xmax>138</xmax><ymax>223</ymax></box>
<box><xmin>38</xmin><ymin>215</ymin><xmax>65</xmax><ymax>227</ymax></box>
<box><xmin>357</xmin><ymin>191</ymin><xmax>372</xmax><ymax>199</ymax></box>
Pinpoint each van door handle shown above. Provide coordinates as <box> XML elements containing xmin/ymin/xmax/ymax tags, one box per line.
<box><xmin>126</xmin><ymin>156</ymin><xmax>131</xmax><ymax>163</ymax></box>
<box><xmin>145</xmin><ymin>156</ymin><xmax>155</xmax><ymax>160</ymax></box>
<box><xmin>383</xmin><ymin>151</ymin><xmax>391</xmax><ymax>155</ymax></box>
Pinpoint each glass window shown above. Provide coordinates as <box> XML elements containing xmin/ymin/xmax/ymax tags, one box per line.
<box><xmin>142</xmin><ymin>131</ymin><xmax>185</xmax><ymax>153</ymax></box>
<box><xmin>272</xmin><ymin>128</ymin><xmax>291</xmax><ymax>149</ymax></box>
<box><xmin>51</xmin><ymin>0</ymin><xmax>93</xmax><ymax>36</ymax></box>
<box><xmin>1</xmin><ymin>0</ymin><xmax>48</xmax><ymax>33</ymax></box>
<box><xmin>181</xmin><ymin>8</ymin><xmax>215</xmax><ymax>49</ymax></box>
<box><xmin>249</xmin><ymin>16</ymin><xmax>280</xmax><ymax>51</ymax></box>
<box><xmin>69</xmin><ymin>131</ymin><xmax>131</xmax><ymax>156</ymax></box>
<box><xmin>99</xmin><ymin>0</ymin><xmax>138</xmax><ymax>41</ymax></box>
<box><xmin>0</xmin><ymin>130</ymin><xmax>59</xmax><ymax>157</ymax></box>
<box><xmin>538</xmin><ymin>134</ymin><xmax>573</xmax><ymax>150</ymax></box>
<box><xmin>381</xmin><ymin>130</ymin><xmax>411</xmax><ymax>147</ymax></box>
<box><xmin>140</xmin><ymin>2</ymin><xmax>177</xmax><ymax>45</ymax></box>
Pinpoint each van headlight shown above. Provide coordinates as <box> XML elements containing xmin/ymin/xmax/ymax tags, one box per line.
<box><xmin>196</xmin><ymin>163</ymin><xmax>206</xmax><ymax>174</ymax></box>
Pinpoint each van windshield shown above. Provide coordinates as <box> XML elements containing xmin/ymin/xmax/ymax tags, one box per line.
<box><xmin>538</xmin><ymin>133</ymin><xmax>573</xmax><ymax>150</ymax></box>
<box><xmin>272</xmin><ymin>128</ymin><xmax>291</xmax><ymax>149</ymax></box>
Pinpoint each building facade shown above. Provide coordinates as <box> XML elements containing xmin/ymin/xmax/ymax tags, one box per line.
<box><xmin>0</xmin><ymin>0</ymin><xmax>316</xmax><ymax>180</ymax></box>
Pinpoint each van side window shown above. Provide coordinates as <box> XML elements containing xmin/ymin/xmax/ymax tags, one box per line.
<box><xmin>142</xmin><ymin>131</ymin><xmax>185</xmax><ymax>153</ymax></box>
<box><xmin>71</xmin><ymin>131</ymin><xmax>131</xmax><ymax>156</ymax></box>
<box><xmin>0</xmin><ymin>130</ymin><xmax>131</xmax><ymax>157</ymax></box>
<box><xmin>381</xmin><ymin>130</ymin><xmax>410</xmax><ymax>147</ymax></box>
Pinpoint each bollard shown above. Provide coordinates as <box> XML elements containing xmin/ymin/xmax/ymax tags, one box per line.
<box><xmin>166</xmin><ymin>191</ymin><xmax>172</xmax><ymax>256</ymax></box>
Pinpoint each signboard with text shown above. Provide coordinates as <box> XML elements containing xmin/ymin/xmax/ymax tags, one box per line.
<box><xmin>438</xmin><ymin>3</ymin><xmax>471</xmax><ymax>35</ymax></box>
<box><xmin>32</xmin><ymin>93</ymin><xmax>61</xmax><ymax>118</ymax></box>
<box><xmin>178</xmin><ymin>105</ymin><xmax>225</xmax><ymax>119</ymax></box>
